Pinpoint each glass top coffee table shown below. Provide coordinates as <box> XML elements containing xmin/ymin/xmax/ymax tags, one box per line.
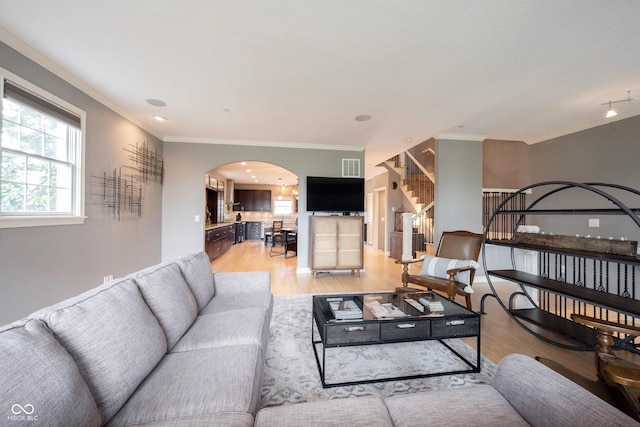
<box><xmin>312</xmin><ymin>291</ymin><xmax>481</xmax><ymax>387</ymax></box>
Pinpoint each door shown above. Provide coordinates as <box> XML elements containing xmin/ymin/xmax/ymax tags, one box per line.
<box><xmin>366</xmin><ymin>193</ymin><xmax>374</xmax><ymax>245</ymax></box>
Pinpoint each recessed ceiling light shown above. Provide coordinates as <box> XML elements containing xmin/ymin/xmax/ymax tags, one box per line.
<box><xmin>153</xmin><ymin>115</ymin><xmax>168</xmax><ymax>122</ymax></box>
<box><xmin>146</xmin><ymin>99</ymin><xmax>167</xmax><ymax>107</ymax></box>
<box><xmin>254</xmin><ymin>179</ymin><xmax>259</xmax><ymax>183</ymax></box>
<box><xmin>404</xmin><ymin>138</ymin><xmax>413</xmax><ymax>143</ymax></box>
<box><xmin>246</xmin><ymin>169</ymin><xmax>251</xmax><ymax>172</ymax></box>
<box><xmin>354</xmin><ymin>114</ymin><xmax>372</xmax><ymax>122</ymax></box>
<box><xmin>240</xmin><ymin>162</ymin><xmax>246</xmax><ymax>166</ymax></box>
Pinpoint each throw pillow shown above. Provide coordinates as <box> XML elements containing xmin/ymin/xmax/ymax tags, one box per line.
<box><xmin>418</xmin><ymin>255</ymin><xmax>479</xmax><ymax>293</ymax></box>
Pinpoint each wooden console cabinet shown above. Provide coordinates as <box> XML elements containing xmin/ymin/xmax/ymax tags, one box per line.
<box><xmin>310</xmin><ymin>216</ymin><xmax>363</xmax><ymax>278</ymax></box>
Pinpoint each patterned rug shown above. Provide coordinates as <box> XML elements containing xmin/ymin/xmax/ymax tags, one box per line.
<box><xmin>259</xmin><ymin>294</ymin><xmax>497</xmax><ymax>408</ymax></box>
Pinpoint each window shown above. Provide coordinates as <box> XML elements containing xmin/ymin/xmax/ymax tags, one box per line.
<box><xmin>273</xmin><ymin>198</ymin><xmax>294</xmax><ymax>216</ymax></box>
<box><xmin>0</xmin><ymin>68</ymin><xmax>85</xmax><ymax>228</ymax></box>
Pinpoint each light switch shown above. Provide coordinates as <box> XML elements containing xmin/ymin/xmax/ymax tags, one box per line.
<box><xmin>195</xmin><ymin>215</ymin><xmax>200</xmax><ymax>223</ymax></box>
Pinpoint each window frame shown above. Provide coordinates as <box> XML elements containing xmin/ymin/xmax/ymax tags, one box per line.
<box><xmin>272</xmin><ymin>197</ymin><xmax>295</xmax><ymax>216</ymax></box>
<box><xmin>0</xmin><ymin>67</ymin><xmax>86</xmax><ymax>228</ymax></box>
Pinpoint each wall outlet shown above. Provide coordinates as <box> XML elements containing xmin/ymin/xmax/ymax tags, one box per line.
<box><xmin>195</xmin><ymin>214</ymin><xmax>200</xmax><ymax>223</ymax></box>
<box><xmin>588</xmin><ymin>218</ymin><xmax>599</xmax><ymax>228</ymax></box>
<box><xmin>103</xmin><ymin>274</ymin><xmax>113</xmax><ymax>284</ymax></box>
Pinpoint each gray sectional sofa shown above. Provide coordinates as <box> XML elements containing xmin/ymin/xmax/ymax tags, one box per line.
<box><xmin>255</xmin><ymin>353</ymin><xmax>638</xmax><ymax>426</ymax></box>
<box><xmin>1</xmin><ymin>251</ymin><xmax>273</xmax><ymax>426</ymax></box>
<box><xmin>2</xmin><ymin>251</ymin><xmax>638</xmax><ymax>426</ymax></box>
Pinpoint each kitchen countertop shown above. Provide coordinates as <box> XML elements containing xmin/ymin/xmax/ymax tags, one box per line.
<box><xmin>204</xmin><ymin>222</ymin><xmax>240</xmax><ymax>230</ymax></box>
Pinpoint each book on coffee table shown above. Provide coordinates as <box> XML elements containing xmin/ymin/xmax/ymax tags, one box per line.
<box><xmin>329</xmin><ymin>300</ymin><xmax>363</xmax><ymax>320</ymax></box>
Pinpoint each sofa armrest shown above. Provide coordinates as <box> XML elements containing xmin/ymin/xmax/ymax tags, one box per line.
<box><xmin>213</xmin><ymin>271</ymin><xmax>271</xmax><ymax>295</ymax></box>
<box><xmin>494</xmin><ymin>354</ymin><xmax>637</xmax><ymax>426</ymax></box>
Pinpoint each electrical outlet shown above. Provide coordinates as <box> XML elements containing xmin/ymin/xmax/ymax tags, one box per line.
<box><xmin>103</xmin><ymin>274</ymin><xmax>113</xmax><ymax>284</ymax></box>
<box><xmin>588</xmin><ymin>218</ymin><xmax>599</xmax><ymax>228</ymax></box>
<box><xmin>195</xmin><ymin>215</ymin><xmax>200</xmax><ymax>223</ymax></box>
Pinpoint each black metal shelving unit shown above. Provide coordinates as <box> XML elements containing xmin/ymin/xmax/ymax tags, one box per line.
<box><xmin>480</xmin><ymin>181</ymin><xmax>640</xmax><ymax>351</ymax></box>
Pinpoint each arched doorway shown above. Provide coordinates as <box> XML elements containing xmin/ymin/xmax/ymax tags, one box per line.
<box><xmin>204</xmin><ymin>160</ymin><xmax>298</xmax><ymax>248</ymax></box>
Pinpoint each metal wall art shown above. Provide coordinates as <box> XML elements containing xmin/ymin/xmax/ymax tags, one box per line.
<box><xmin>92</xmin><ymin>140</ymin><xmax>163</xmax><ymax>220</ymax></box>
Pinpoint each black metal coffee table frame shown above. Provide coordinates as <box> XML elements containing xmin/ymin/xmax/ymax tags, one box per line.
<box><xmin>312</xmin><ymin>291</ymin><xmax>481</xmax><ymax>388</ymax></box>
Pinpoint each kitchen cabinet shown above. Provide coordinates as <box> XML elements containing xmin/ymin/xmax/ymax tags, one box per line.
<box><xmin>233</xmin><ymin>190</ymin><xmax>271</xmax><ymax>212</ymax></box>
<box><xmin>245</xmin><ymin>221</ymin><xmax>262</xmax><ymax>240</ymax></box>
<box><xmin>204</xmin><ymin>224</ymin><xmax>235</xmax><ymax>260</ymax></box>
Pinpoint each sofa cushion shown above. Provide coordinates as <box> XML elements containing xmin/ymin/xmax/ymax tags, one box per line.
<box><xmin>172</xmin><ymin>307</ymin><xmax>270</xmax><ymax>353</ymax></box>
<box><xmin>212</xmin><ymin>271</ymin><xmax>271</xmax><ymax>295</ymax></box>
<box><xmin>494</xmin><ymin>353</ymin><xmax>638</xmax><ymax>427</ymax></box>
<box><xmin>0</xmin><ymin>320</ymin><xmax>101</xmax><ymax>427</ymax></box>
<box><xmin>38</xmin><ymin>278</ymin><xmax>167</xmax><ymax>424</ymax></box>
<box><xmin>419</xmin><ymin>255</ymin><xmax>478</xmax><ymax>292</ymax></box>
<box><xmin>131</xmin><ymin>262</ymin><xmax>198</xmax><ymax>349</ymax></box>
<box><xmin>254</xmin><ymin>397</ymin><xmax>394</xmax><ymax>427</ymax></box>
<box><xmin>107</xmin><ymin>344</ymin><xmax>264</xmax><ymax>426</ymax></box>
<box><xmin>384</xmin><ymin>385</ymin><xmax>529</xmax><ymax>427</ymax></box>
<box><xmin>199</xmin><ymin>291</ymin><xmax>273</xmax><ymax>316</ymax></box>
<box><xmin>177</xmin><ymin>251</ymin><xmax>215</xmax><ymax>311</ymax></box>
<box><xmin>127</xmin><ymin>412</ymin><xmax>254</xmax><ymax>426</ymax></box>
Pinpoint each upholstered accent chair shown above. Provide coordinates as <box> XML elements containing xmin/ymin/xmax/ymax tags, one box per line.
<box><xmin>396</xmin><ymin>230</ymin><xmax>483</xmax><ymax>310</ymax></box>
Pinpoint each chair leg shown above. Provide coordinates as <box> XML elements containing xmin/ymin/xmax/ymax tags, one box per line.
<box><xmin>465</xmin><ymin>294</ymin><xmax>472</xmax><ymax>311</ymax></box>
<box><xmin>270</xmin><ymin>237</ymin><xmax>284</xmax><ymax>256</ymax></box>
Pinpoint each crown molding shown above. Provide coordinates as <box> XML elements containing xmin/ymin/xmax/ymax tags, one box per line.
<box><xmin>436</xmin><ymin>132</ymin><xmax>487</xmax><ymax>142</ymax></box>
<box><xmin>163</xmin><ymin>136</ymin><xmax>364</xmax><ymax>152</ymax></box>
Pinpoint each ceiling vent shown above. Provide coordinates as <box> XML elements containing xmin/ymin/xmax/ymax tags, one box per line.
<box><xmin>342</xmin><ymin>159</ymin><xmax>360</xmax><ymax>178</ymax></box>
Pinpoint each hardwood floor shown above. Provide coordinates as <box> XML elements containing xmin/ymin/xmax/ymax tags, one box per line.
<box><xmin>211</xmin><ymin>240</ymin><xmax>600</xmax><ymax>380</ymax></box>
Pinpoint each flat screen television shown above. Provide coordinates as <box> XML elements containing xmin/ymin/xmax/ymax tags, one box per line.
<box><xmin>306</xmin><ymin>176</ymin><xmax>365</xmax><ymax>213</ymax></box>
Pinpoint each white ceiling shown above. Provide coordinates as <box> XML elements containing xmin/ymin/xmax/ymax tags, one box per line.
<box><xmin>2</xmin><ymin>1</ymin><xmax>640</xmax><ymax>183</ymax></box>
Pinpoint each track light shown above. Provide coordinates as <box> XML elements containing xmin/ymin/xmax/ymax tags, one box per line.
<box><xmin>602</xmin><ymin>90</ymin><xmax>635</xmax><ymax>119</ymax></box>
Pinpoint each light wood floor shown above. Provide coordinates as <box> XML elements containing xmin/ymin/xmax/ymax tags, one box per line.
<box><xmin>211</xmin><ymin>240</ymin><xmax>601</xmax><ymax>380</ymax></box>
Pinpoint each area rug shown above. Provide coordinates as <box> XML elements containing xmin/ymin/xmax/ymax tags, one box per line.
<box><xmin>259</xmin><ymin>294</ymin><xmax>497</xmax><ymax>408</ymax></box>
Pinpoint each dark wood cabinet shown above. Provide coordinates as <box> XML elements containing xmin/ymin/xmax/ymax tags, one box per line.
<box><xmin>233</xmin><ymin>190</ymin><xmax>271</xmax><ymax>212</ymax></box>
<box><xmin>246</xmin><ymin>221</ymin><xmax>262</xmax><ymax>240</ymax></box>
<box><xmin>390</xmin><ymin>231</ymin><xmax>426</xmax><ymax>261</ymax></box>
<box><xmin>205</xmin><ymin>224</ymin><xmax>235</xmax><ymax>260</ymax></box>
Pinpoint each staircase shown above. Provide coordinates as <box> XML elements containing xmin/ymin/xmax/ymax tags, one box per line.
<box><xmin>381</xmin><ymin>146</ymin><xmax>528</xmax><ymax>258</ymax></box>
<box><xmin>381</xmin><ymin>150</ymin><xmax>436</xmax><ymax>253</ymax></box>
<box><xmin>383</xmin><ymin>151</ymin><xmax>434</xmax><ymax>214</ymax></box>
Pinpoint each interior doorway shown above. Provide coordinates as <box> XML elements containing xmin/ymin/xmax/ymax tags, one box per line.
<box><xmin>373</xmin><ymin>187</ymin><xmax>386</xmax><ymax>253</ymax></box>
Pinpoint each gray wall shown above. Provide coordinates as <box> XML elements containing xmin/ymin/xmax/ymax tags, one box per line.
<box><xmin>526</xmin><ymin>115</ymin><xmax>640</xmax><ymax>242</ymax></box>
<box><xmin>0</xmin><ymin>43</ymin><xmax>163</xmax><ymax>325</ymax></box>
<box><xmin>434</xmin><ymin>137</ymin><xmax>483</xmax><ymax>243</ymax></box>
<box><xmin>161</xmin><ymin>142</ymin><xmax>363</xmax><ymax>270</ymax></box>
